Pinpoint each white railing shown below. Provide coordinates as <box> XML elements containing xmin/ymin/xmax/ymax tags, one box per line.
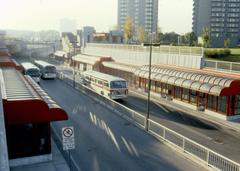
<box><xmin>57</xmin><ymin>71</ymin><xmax>240</xmax><ymax>171</ymax></box>
<box><xmin>204</xmin><ymin>60</ymin><xmax>240</xmax><ymax>73</ymax></box>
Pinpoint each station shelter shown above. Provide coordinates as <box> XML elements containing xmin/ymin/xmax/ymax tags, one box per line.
<box><xmin>100</xmin><ymin>61</ymin><xmax>240</xmax><ymax>119</ymax></box>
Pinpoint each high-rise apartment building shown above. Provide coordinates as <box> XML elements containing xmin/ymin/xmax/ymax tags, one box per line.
<box><xmin>118</xmin><ymin>0</ymin><xmax>158</xmax><ymax>34</ymax></box>
<box><xmin>193</xmin><ymin>0</ymin><xmax>240</xmax><ymax>47</ymax></box>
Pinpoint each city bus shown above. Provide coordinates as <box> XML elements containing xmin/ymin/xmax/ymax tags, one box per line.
<box><xmin>21</xmin><ymin>62</ymin><xmax>41</xmax><ymax>83</ymax></box>
<box><xmin>82</xmin><ymin>70</ymin><xmax>128</xmax><ymax>100</ymax></box>
<box><xmin>34</xmin><ymin>60</ymin><xmax>57</xmax><ymax>79</ymax></box>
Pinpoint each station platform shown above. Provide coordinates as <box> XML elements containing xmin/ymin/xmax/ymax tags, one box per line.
<box><xmin>10</xmin><ymin>139</ymin><xmax>70</xmax><ymax>171</ymax></box>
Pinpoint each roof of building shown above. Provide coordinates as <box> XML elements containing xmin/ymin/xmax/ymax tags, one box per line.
<box><xmin>102</xmin><ymin>61</ymin><xmax>139</xmax><ymax>73</ymax></box>
<box><xmin>72</xmin><ymin>54</ymin><xmax>111</xmax><ymax>65</ymax></box>
<box><xmin>54</xmin><ymin>51</ymin><xmax>68</xmax><ymax>58</ymax></box>
<box><xmin>134</xmin><ymin>65</ymin><xmax>240</xmax><ymax>96</ymax></box>
<box><xmin>0</xmin><ymin>68</ymin><xmax>68</xmax><ymax>124</ymax></box>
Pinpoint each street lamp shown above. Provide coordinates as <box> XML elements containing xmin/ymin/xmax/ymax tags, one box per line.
<box><xmin>143</xmin><ymin>35</ymin><xmax>160</xmax><ymax>131</ymax></box>
<box><xmin>70</xmin><ymin>40</ymin><xmax>78</xmax><ymax>88</ymax></box>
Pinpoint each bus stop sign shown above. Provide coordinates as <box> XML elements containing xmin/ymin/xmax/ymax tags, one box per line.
<box><xmin>62</xmin><ymin>126</ymin><xmax>75</xmax><ymax>150</ymax></box>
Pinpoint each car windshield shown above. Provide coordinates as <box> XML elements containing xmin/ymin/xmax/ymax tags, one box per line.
<box><xmin>110</xmin><ymin>81</ymin><xmax>127</xmax><ymax>89</ymax></box>
<box><xmin>26</xmin><ymin>69</ymin><xmax>40</xmax><ymax>77</ymax></box>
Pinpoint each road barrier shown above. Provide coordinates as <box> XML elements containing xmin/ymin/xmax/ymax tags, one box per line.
<box><xmin>57</xmin><ymin>71</ymin><xmax>240</xmax><ymax>171</ymax></box>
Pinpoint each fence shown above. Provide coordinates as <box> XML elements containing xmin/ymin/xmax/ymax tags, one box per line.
<box><xmin>204</xmin><ymin>60</ymin><xmax>240</xmax><ymax>73</ymax></box>
<box><xmin>57</xmin><ymin>71</ymin><xmax>240</xmax><ymax>171</ymax></box>
<box><xmin>0</xmin><ymin>71</ymin><xmax>9</xmax><ymax>171</ymax></box>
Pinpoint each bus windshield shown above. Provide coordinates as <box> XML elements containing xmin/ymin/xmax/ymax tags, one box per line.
<box><xmin>44</xmin><ymin>66</ymin><xmax>56</xmax><ymax>73</ymax></box>
<box><xmin>110</xmin><ymin>81</ymin><xmax>127</xmax><ymax>89</ymax></box>
<box><xmin>26</xmin><ymin>69</ymin><xmax>41</xmax><ymax>77</ymax></box>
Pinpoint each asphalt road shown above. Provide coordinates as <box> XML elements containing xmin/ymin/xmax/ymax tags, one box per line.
<box><xmin>40</xmin><ymin>79</ymin><xmax>206</xmax><ymax>171</ymax></box>
<box><xmin>123</xmin><ymin>92</ymin><xmax>240</xmax><ymax>163</ymax></box>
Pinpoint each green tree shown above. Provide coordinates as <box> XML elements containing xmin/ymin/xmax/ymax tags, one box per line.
<box><xmin>124</xmin><ymin>16</ymin><xmax>134</xmax><ymax>43</ymax></box>
<box><xmin>184</xmin><ymin>32</ymin><xmax>197</xmax><ymax>46</ymax></box>
<box><xmin>201</xmin><ymin>27</ymin><xmax>211</xmax><ymax>47</ymax></box>
<box><xmin>224</xmin><ymin>39</ymin><xmax>230</xmax><ymax>48</ymax></box>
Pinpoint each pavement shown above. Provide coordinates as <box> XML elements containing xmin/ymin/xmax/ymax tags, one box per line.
<box><xmin>10</xmin><ymin>139</ymin><xmax>70</xmax><ymax>171</ymax></box>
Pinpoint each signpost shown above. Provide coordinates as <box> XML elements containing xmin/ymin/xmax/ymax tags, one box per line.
<box><xmin>62</xmin><ymin>126</ymin><xmax>75</xmax><ymax>171</ymax></box>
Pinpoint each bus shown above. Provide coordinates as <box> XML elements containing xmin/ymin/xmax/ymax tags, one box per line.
<box><xmin>82</xmin><ymin>70</ymin><xmax>128</xmax><ymax>100</ymax></box>
<box><xmin>21</xmin><ymin>62</ymin><xmax>41</xmax><ymax>83</ymax></box>
<box><xmin>34</xmin><ymin>60</ymin><xmax>57</xmax><ymax>79</ymax></box>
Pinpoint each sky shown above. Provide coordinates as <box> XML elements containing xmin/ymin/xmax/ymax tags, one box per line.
<box><xmin>0</xmin><ymin>0</ymin><xmax>193</xmax><ymax>34</ymax></box>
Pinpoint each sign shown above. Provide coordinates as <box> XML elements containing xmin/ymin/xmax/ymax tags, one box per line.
<box><xmin>62</xmin><ymin>126</ymin><xmax>75</xmax><ymax>150</ymax></box>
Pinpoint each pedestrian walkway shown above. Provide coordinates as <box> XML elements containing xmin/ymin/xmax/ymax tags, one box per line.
<box><xmin>11</xmin><ymin>139</ymin><xmax>70</xmax><ymax>171</ymax></box>
<box><xmin>130</xmin><ymin>88</ymin><xmax>240</xmax><ymax>133</ymax></box>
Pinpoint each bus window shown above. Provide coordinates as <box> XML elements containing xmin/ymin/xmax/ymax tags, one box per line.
<box><xmin>110</xmin><ymin>81</ymin><xmax>127</xmax><ymax>89</ymax></box>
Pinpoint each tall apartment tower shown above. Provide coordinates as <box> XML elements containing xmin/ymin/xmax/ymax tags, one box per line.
<box><xmin>193</xmin><ymin>0</ymin><xmax>240</xmax><ymax>47</ymax></box>
<box><xmin>118</xmin><ymin>0</ymin><xmax>158</xmax><ymax>34</ymax></box>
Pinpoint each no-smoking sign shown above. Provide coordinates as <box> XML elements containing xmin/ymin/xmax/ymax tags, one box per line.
<box><xmin>62</xmin><ymin>126</ymin><xmax>75</xmax><ymax>150</ymax></box>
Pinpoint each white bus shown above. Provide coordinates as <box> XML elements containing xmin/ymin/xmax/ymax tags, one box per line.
<box><xmin>82</xmin><ymin>70</ymin><xmax>128</xmax><ymax>100</ymax></box>
<box><xmin>34</xmin><ymin>60</ymin><xmax>57</xmax><ymax>79</ymax></box>
<box><xmin>21</xmin><ymin>62</ymin><xmax>41</xmax><ymax>83</ymax></box>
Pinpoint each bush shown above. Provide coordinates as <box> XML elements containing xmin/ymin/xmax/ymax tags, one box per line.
<box><xmin>204</xmin><ymin>49</ymin><xmax>231</xmax><ymax>58</ymax></box>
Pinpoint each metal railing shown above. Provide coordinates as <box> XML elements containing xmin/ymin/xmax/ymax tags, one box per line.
<box><xmin>57</xmin><ymin>71</ymin><xmax>240</xmax><ymax>171</ymax></box>
<box><xmin>0</xmin><ymin>70</ymin><xmax>10</xmax><ymax>171</ymax></box>
<box><xmin>204</xmin><ymin>60</ymin><xmax>240</xmax><ymax>73</ymax></box>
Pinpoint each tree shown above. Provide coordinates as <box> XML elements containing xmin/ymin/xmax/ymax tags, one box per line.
<box><xmin>137</xmin><ymin>26</ymin><xmax>145</xmax><ymax>43</ymax></box>
<box><xmin>124</xmin><ymin>16</ymin><xmax>134</xmax><ymax>43</ymax></box>
<box><xmin>184</xmin><ymin>32</ymin><xmax>197</xmax><ymax>46</ymax></box>
<box><xmin>224</xmin><ymin>39</ymin><xmax>230</xmax><ymax>48</ymax></box>
<box><xmin>201</xmin><ymin>27</ymin><xmax>211</xmax><ymax>47</ymax></box>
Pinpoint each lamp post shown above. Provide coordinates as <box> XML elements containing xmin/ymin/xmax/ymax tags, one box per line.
<box><xmin>70</xmin><ymin>40</ymin><xmax>78</xmax><ymax>88</ymax></box>
<box><xmin>143</xmin><ymin>34</ymin><xmax>160</xmax><ymax>131</ymax></box>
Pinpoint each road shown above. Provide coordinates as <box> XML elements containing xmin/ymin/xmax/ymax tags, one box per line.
<box><xmin>40</xmin><ymin>79</ymin><xmax>206</xmax><ymax>171</ymax></box>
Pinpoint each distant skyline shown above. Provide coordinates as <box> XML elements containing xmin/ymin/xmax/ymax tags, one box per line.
<box><xmin>0</xmin><ymin>0</ymin><xmax>193</xmax><ymax>33</ymax></box>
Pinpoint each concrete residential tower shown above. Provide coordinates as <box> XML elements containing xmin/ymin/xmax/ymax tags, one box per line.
<box><xmin>118</xmin><ymin>0</ymin><xmax>158</xmax><ymax>34</ymax></box>
<box><xmin>193</xmin><ymin>0</ymin><xmax>240</xmax><ymax>47</ymax></box>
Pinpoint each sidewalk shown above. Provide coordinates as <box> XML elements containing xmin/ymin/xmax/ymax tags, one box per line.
<box><xmin>130</xmin><ymin>88</ymin><xmax>240</xmax><ymax>133</ymax></box>
<box><xmin>11</xmin><ymin>139</ymin><xmax>70</xmax><ymax>171</ymax></box>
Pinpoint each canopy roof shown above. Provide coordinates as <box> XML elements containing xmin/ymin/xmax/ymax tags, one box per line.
<box><xmin>0</xmin><ymin>68</ymin><xmax>68</xmax><ymax>125</ymax></box>
<box><xmin>134</xmin><ymin>65</ymin><xmax>240</xmax><ymax>96</ymax></box>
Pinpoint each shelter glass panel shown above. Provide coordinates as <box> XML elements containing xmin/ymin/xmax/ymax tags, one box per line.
<box><xmin>175</xmin><ymin>86</ymin><xmax>181</xmax><ymax>99</ymax></box>
<box><xmin>190</xmin><ymin>90</ymin><xmax>197</xmax><ymax>104</ymax></box>
<box><xmin>235</xmin><ymin>95</ymin><xmax>240</xmax><ymax>115</ymax></box>
<box><xmin>182</xmin><ymin>88</ymin><xmax>189</xmax><ymax>102</ymax></box>
<box><xmin>207</xmin><ymin>95</ymin><xmax>217</xmax><ymax>111</ymax></box>
<box><xmin>218</xmin><ymin>96</ymin><xmax>227</xmax><ymax>114</ymax></box>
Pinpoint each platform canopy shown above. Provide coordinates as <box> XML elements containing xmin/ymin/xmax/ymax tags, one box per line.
<box><xmin>0</xmin><ymin>68</ymin><xmax>68</xmax><ymax>125</ymax></box>
<box><xmin>134</xmin><ymin>65</ymin><xmax>240</xmax><ymax>96</ymax></box>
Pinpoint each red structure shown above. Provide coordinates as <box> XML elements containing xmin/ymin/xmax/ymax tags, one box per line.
<box><xmin>0</xmin><ymin>46</ymin><xmax>68</xmax><ymax>164</ymax></box>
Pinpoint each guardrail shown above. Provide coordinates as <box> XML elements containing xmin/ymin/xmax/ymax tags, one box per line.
<box><xmin>57</xmin><ymin>71</ymin><xmax>240</xmax><ymax>171</ymax></box>
<box><xmin>204</xmin><ymin>60</ymin><xmax>240</xmax><ymax>73</ymax></box>
<box><xmin>0</xmin><ymin>72</ymin><xmax>10</xmax><ymax>171</ymax></box>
